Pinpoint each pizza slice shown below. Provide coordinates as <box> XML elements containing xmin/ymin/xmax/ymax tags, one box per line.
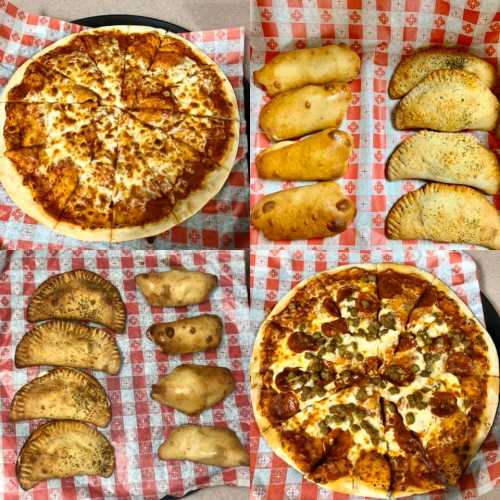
<box><xmin>126</xmin><ymin>109</ymin><xmax>239</xmax><ymax>167</ymax></box>
<box><xmin>270</xmin><ymin>386</ymin><xmax>390</xmax><ymax>497</ymax></box>
<box><xmin>405</xmin><ymin>278</ymin><xmax>498</xmax><ymax>378</ymax></box>
<box><xmin>382</xmin><ymin>399</ymin><xmax>445</xmax><ymax>496</ymax></box>
<box><xmin>169</xmin><ymin>65</ymin><xmax>239</xmax><ymax>119</ymax></box>
<box><xmin>3</xmin><ymin>61</ymin><xmax>99</xmax><ymax>104</ymax></box>
<box><xmin>120</xmin><ymin>29</ymin><xmax>162</xmax><ymax>108</ymax></box>
<box><xmin>54</xmin><ymin>107</ymin><xmax>120</xmax><ymax>240</ymax></box>
<box><xmin>80</xmin><ymin>28</ymin><xmax>128</xmax><ymax>106</ymax></box>
<box><xmin>36</xmin><ymin>36</ymin><xmax>112</xmax><ymax>103</ymax></box>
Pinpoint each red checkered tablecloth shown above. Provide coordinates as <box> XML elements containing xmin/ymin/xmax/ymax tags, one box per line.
<box><xmin>0</xmin><ymin>249</ymin><xmax>251</xmax><ymax>499</ymax></box>
<box><xmin>0</xmin><ymin>1</ymin><xmax>248</xmax><ymax>250</ymax></box>
<box><xmin>250</xmin><ymin>0</ymin><xmax>500</xmax><ymax>250</ymax></box>
<box><xmin>249</xmin><ymin>248</ymin><xmax>500</xmax><ymax>499</ymax></box>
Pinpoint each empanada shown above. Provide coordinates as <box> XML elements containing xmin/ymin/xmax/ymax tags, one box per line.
<box><xmin>259</xmin><ymin>82</ymin><xmax>352</xmax><ymax>140</ymax></box>
<box><xmin>136</xmin><ymin>269</ymin><xmax>217</xmax><ymax>307</ymax></box>
<box><xmin>387</xmin><ymin>131</ymin><xmax>500</xmax><ymax>194</ymax></box>
<box><xmin>27</xmin><ymin>269</ymin><xmax>126</xmax><ymax>332</ymax></box>
<box><xmin>386</xmin><ymin>183</ymin><xmax>500</xmax><ymax>249</ymax></box>
<box><xmin>15</xmin><ymin>320</ymin><xmax>121</xmax><ymax>374</ymax></box>
<box><xmin>10</xmin><ymin>367</ymin><xmax>111</xmax><ymax>427</ymax></box>
<box><xmin>254</xmin><ymin>44</ymin><xmax>360</xmax><ymax>96</ymax></box>
<box><xmin>394</xmin><ymin>69</ymin><xmax>499</xmax><ymax>132</ymax></box>
<box><xmin>251</xmin><ymin>181</ymin><xmax>356</xmax><ymax>240</ymax></box>
<box><xmin>16</xmin><ymin>420</ymin><xmax>114</xmax><ymax>490</ymax></box>
<box><xmin>389</xmin><ymin>47</ymin><xmax>496</xmax><ymax>98</ymax></box>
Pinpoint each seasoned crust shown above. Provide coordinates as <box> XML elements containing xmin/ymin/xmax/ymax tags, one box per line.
<box><xmin>16</xmin><ymin>420</ymin><xmax>114</xmax><ymax>490</ymax></box>
<box><xmin>389</xmin><ymin>46</ymin><xmax>496</xmax><ymax>98</ymax></box>
<box><xmin>386</xmin><ymin>183</ymin><xmax>500</xmax><ymax>249</ymax></box>
<box><xmin>10</xmin><ymin>367</ymin><xmax>111</xmax><ymax>427</ymax></box>
<box><xmin>27</xmin><ymin>269</ymin><xmax>126</xmax><ymax>332</ymax></box>
<box><xmin>393</xmin><ymin>69</ymin><xmax>499</xmax><ymax>132</ymax></box>
<box><xmin>15</xmin><ymin>320</ymin><xmax>122</xmax><ymax>374</ymax></box>
<box><xmin>387</xmin><ymin>131</ymin><xmax>500</xmax><ymax>194</ymax></box>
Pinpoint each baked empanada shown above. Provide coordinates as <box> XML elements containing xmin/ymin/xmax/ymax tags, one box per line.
<box><xmin>136</xmin><ymin>269</ymin><xmax>217</xmax><ymax>307</ymax></box>
<box><xmin>16</xmin><ymin>420</ymin><xmax>114</xmax><ymax>490</ymax></box>
<box><xmin>394</xmin><ymin>69</ymin><xmax>499</xmax><ymax>132</ymax></box>
<box><xmin>10</xmin><ymin>367</ymin><xmax>111</xmax><ymax>427</ymax></box>
<box><xmin>387</xmin><ymin>131</ymin><xmax>500</xmax><ymax>194</ymax></box>
<box><xmin>386</xmin><ymin>183</ymin><xmax>500</xmax><ymax>249</ymax></box>
<box><xmin>27</xmin><ymin>269</ymin><xmax>126</xmax><ymax>332</ymax></box>
<box><xmin>389</xmin><ymin>47</ymin><xmax>496</xmax><ymax>98</ymax></box>
<box><xmin>15</xmin><ymin>320</ymin><xmax>121</xmax><ymax>374</ymax></box>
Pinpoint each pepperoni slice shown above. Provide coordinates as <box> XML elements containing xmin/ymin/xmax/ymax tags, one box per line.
<box><xmin>321</xmin><ymin>318</ymin><xmax>348</xmax><ymax>336</ymax></box>
<box><xmin>378</xmin><ymin>271</ymin><xmax>402</xmax><ymax>298</ymax></box>
<box><xmin>417</xmin><ymin>287</ymin><xmax>437</xmax><ymax>307</ymax></box>
<box><xmin>396</xmin><ymin>334</ymin><xmax>416</xmax><ymax>353</ymax></box>
<box><xmin>327</xmin><ymin>428</ymin><xmax>354</xmax><ymax>460</ymax></box>
<box><xmin>269</xmin><ymin>391</ymin><xmax>300</xmax><ymax>421</ymax></box>
<box><xmin>287</xmin><ymin>331</ymin><xmax>319</xmax><ymax>353</ymax></box>
<box><xmin>275</xmin><ymin>368</ymin><xmax>304</xmax><ymax>392</ymax></box>
<box><xmin>430</xmin><ymin>391</ymin><xmax>458</xmax><ymax>417</ymax></box>
<box><xmin>382</xmin><ymin>364</ymin><xmax>415</xmax><ymax>386</ymax></box>
<box><xmin>337</xmin><ymin>286</ymin><xmax>358</xmax><ymax>304</ymax></box>
<box><xmin>356</xmin><ymin>292</ymin><xmax>379</xmax><ymax>313</ymax></box>
<box><xmin>446</xmin><ymin>351</ymin><xmax>472</xmax><ymax>376</ymax></box>
<box><xmin>322</xmin><ymin>297</ymin><xmax>341</xmax><ymax>317</ymax></box>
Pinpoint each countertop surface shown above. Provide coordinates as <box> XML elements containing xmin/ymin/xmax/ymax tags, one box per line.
<box><xmin>12</xmin><ymin>1</ymin><xmax>500</xmax><ymax>499</ymax></box>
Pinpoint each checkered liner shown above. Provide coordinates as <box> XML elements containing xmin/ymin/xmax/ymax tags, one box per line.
<box><xmin>250</xmin><ymin>0</ymin><xmax>500</xmax><ymax>250</ymax></box>
<box><xmin>0</xmin><ymin>249</ymin><xmax>251</xmax><ymax>498</ymax></box>
<box><xmin>249</xmin><ymin>248</ymin><xmax>500</xmax><ymax>499</ymax></box>
<box><xmin>0</xmin><ymin>1</ymin><xmax>248</xmax><ymax>250</ymax></box>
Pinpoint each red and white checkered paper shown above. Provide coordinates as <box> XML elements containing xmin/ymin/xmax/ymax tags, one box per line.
<box><xmin>249</xmin><ymin>248</ymin><xmax>500</xmax><ymax>499</ymax></box>
<box><xmin>0</xmin><ymin>249</ymin><xmax>251</xmax><ymax>499</ymax></box>
<box><xmin>250</xmin><ymin>0</ymin><xmax>500</xmax><ymax>250</ymax></box>
<box><xmin>0</xmin><ymin>1</ymin><xmax>248</xmax><ymax>250</ymax></box>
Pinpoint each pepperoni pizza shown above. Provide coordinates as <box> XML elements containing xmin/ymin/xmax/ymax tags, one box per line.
<box><xmin>0</xmin><ymin>26</ymin><xmax>239</xmax><ymax>242</ymax></box>
<box><xmin>250</xmin><ymin>264</ymin><xmax>499</xmax><ymax>497</ymax></box>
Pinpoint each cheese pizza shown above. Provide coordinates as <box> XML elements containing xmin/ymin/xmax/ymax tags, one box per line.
<box><xmin>0</xmin><ymin>26</ymin><xmax>239</xmax><ymax>242</ymax></box>
<box><xmin>250</xmin><ymin>263</ymin><xmax>499</xmax><ymax>497</ymax></box>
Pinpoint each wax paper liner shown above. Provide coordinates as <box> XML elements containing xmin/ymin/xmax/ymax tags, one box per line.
<box><xmin>249</xmin><ymin>247</ymin><xmax>499</xmax><ymax>499</ymax></box>
<box><xmin>0</xmin><ymin>1</ymin><xmax>248</xmax><ymax>250</ymax></box>
<box><xmin>0</xmin><ymin>249</ymin><xmax>251</xmax><ymax>499</ymax></box>
<box><xmin>250</xmin><ymin>0</ymin><xmax>500</xmax><ymax>250</ymax></box>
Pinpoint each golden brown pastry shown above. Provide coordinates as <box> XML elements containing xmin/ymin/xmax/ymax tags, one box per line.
<box><xmin>27</xmin><ymin>269</ymin><xmax>126</xmax><ymax>332</ymax></box>
<box><xmin>251</xmin><ymin>181</ymin><xmax>356</xmax><ymax>240</ymax></box>
<box><xmin>151</xmin><ymin>364</ymin><xmax>235</xmax><ymax>415</ymax></box>
<box><xmin>386</xmin><ymin>183</ymin><xmax>500</xmax><ymax>248</ymax></box>
<box><xmin>135</xmin><ymin>269</ymin><xmax>217</xmax><ymax>307</ymax></box>
<box><xmin>256</xmin><ymin>128</ymin><xmax>353</xmax><ymax>181</ymax></box>
<box><xmin>147</xmin><ymin>314</ymin><xmax>223</xmax><ymax>354</ymax></box>
<box><xmin>15</xmin><ymin>320</ymin><xmax>121</xmax><ymax>374</ymax></box>
<box><xmin>10</xmin><ymin>367</ymin><xmax>111</xmax><ymax>427</ymax></box>
<box><xmin>16</xmin><ymin>420</ymin><xmax>114</xmax><ymax>490</ymax></box>
<box><xmin>393</xmin><ymin>69</ymin><xmax>499</xmax><ymax>132</ymax></box>
<box><xmin>259</xmin><ymin>82</ymin><xmax>352</xmax><ymax>140</ymax></box>
<box><xmin>389</xmin><ymin>47</ymin><xmax>496</xmax><ymax>98</ymax></box>
<box><xmin>158</xmin><ymin>424</ymin><xmax>249</xmax><ymax>467</ymax></box>
<box><xmin>387</xmin><ymin>131</ymin><xmax>500</xmax><ymax>194</ymax></box>
<box><xmin>254</xmin><ymin>44</ymin><xmax>360</xmax><ymax>96</ymax></box>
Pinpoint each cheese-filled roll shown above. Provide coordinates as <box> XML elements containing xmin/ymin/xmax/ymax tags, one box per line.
<box><xmin>254</xmin><ymin>44</ymin><xmax>360</xmax><ymax>96</ymax></box>
<box><xmin>251</xmin><ymin>181</ymin><xmax>356</xmax><ymax>240</ymax></box>
<box><xmin>259</xmin><ymin>83</ymin><xmax>352</xmax><ymax>141</ymax></box>
<box><xmin>256</xmin><ymin>128</ymin><xmax>353</xmax><ymax>181</ymax></box>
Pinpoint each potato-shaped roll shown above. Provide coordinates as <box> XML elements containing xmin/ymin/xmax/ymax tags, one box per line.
<box><xmin>254</xmin><ymin>44</ymin><xmax>360</xmax><ymax>96</ymax></box>
<box><xmin>251</xmin><ymin>181</ymin><xmax>356</xmax><ymax>241</ymax></box>
<box><xmin>147</xmin><ymin>314</ymin><xmax>223</xmax><ymax>354</ymax></box>
<box><xmin>159</xmin><ymin>424</ymin><xmax>249</xmax><ymax>467</ymax></box>
<box><xmin>151</xmin><ymin>364</ymin><xmax>235</xmax><ymax>415</ymax></box>
<box><xmin>256</xmin><ymin>128</ymin><xmax>353</xmax><ymax>181</ymax></box>
<box><xmin>259</xmin><ymin>83</ymin><xmax>352</xmax><ymax>141</ymax></box>
<box><xmin>136</xmin><ymin>270</ymin><xmax>217</xmax><ymax>307</ymax></box>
